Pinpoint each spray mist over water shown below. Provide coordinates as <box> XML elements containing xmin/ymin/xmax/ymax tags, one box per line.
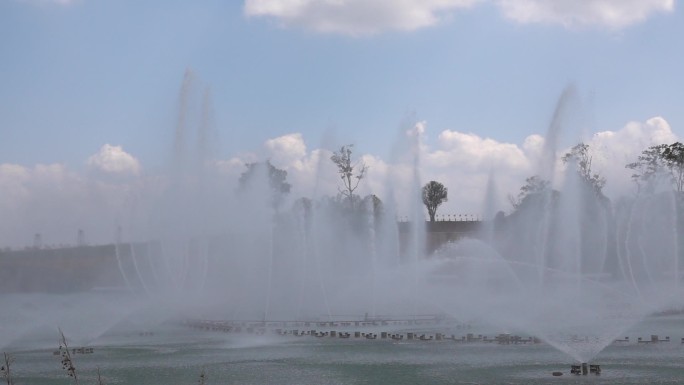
<box><xmin>3</xmin><ymin>81</ymin><xmax>683</xmax><ymax>366</ymax></box>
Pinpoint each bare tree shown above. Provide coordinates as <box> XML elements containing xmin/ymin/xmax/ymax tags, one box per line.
<box><xmin>330</xmin><ymin>145</ymin><xmax>368</xmax><ymax>210</ymax></box>
<box><xmin>422</xmin><ymin>181</ymin><xmax>448</xmax><ymax>222</ymax></box>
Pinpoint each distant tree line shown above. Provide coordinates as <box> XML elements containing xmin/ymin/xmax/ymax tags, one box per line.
<box><xmin>234</xmin><ymin>139</ymin><xmax>684</xmax><ymax>223</ymax></box>
<box><xmin>509</xmin><ymin>141</ymin><xmax>684</xmax><ymax>212</ymax></box>
<box><xmin>238</xmin><ymin>143</ymin><xmax>452</xmax><ymax>223</ymax></box>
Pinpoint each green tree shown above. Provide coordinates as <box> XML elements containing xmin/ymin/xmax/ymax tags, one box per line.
<box><xmin>422</xmin><ymin>181</ymin><xmax>448</xmax><ymax>222</ymax></box>
<box><xmin>508</xmin><ymin>175</ymin><xmax>550</xmax><ymax>209</ymax></box>
<box><xmin>239</xmin><ymin>160</ymin><xmax>291</xmax><ymax>209</ymax></box>
<box><xmin>661</xmin><ymin>142</ymin><xmax>684</xmax><ymax>193</ymax></box>
<box><xmin>562</xmin><ymin>142</ymin><xmax>605</xmax><ymax>195</ymax></box>
<box><xmin>626</xmin><ymin>142</ymin><xmax>684</xmax><ymax>194</ymax></box>
<box><xmin>625</xmin><ymin>143</ymin><xmax>668</xmax><ymax>194</ymax></box>
<box><xmin>330</xmin><ymin>144</ymin><xmax>368</xmax><ymax>210</ymax></box>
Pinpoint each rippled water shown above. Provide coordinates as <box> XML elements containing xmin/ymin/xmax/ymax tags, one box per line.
<box><xmin>5</xmin><ymin>315</ymin><xmax>684</xmax><ymax>384</ymax></box>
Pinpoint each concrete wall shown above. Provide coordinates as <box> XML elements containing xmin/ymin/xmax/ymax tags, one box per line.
<box><xmin>398</xmin><ymin>220</ymin><xmax>481</xmax><ymax>256</ymax></box>
<box><xmin>0</xmin><ymin>245</ymin><xmax>124</xmax><ymax>292</ymax></box>
<box><xmin>0</xmin><ymin>221</ymin><xmax>480</xmax><ymax>293</ymax></box>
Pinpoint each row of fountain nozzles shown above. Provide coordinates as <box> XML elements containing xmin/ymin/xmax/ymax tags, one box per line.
<box><xmin>637</xmin><ymin>335</ymin><xmax>670</xmax><ymax>343</ymax></box>
<box><xmin>570</xmin><ymin>363</ymin><xmax>600</xmax><ymax>375</ymax></box>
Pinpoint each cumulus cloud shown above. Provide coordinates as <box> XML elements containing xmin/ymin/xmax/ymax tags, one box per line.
<box><xmin>87</xmin><ymin>144</ymin><xmax>141</xmax><ymax>176</ymax></box>
<box><xmin>244</xmin><ymin>0</ymin><xmax>673</xmax><ymax>34</ymax></box>
<box><xmin>265</xmin><ymin>133</ymin><xmax>307</xmax><ymax>169</ymax></box>
<box><xmin>496</xmin><ymin>0</ymin><xmax>675</xmax><ymax>29</ymax></box>
<box><xmin>432</xmin><ymin>130</ymin><xmax>530</xmax><ymax>170</ymax></box>
<box><xmin>0</xmin><ymin>118</ymin><xmax>677</xmax><ymax>247</ymax></box>
<box><xmin>587</xmin><ymin>116</ymin><xmax>677</xmax><ymax>197</ymax></box>
<box><xmin>215</xmin><ymin>157</ymin><xmax>253</xmax><ymax>177</ymax></box>
<box><xmin>210</xmin><ymin>118</ymin><xmax>678</xmax><ymax>218</ymax></box>
<box><xmin>419</xmin><ymin>129</ymin><xmax>537</xmax><ymax>215</ymax></box>
<box><xmin>0</xmin><ymin>163</ymin><xmax>95</xmax><ymax>247</ymax></box>
<box><xmin>244</xmin><ymin>0</ymin><xmax>481</xmax><ymax>36</ymax></box>
<box><xmin>16</xmin><ymin>0</ymin><xmax>79</xmax><ymax>6</ymax></box>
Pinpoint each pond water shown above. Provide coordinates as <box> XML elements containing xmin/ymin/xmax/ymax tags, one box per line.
<box><xmin>4</xmin><ymin>315</ymin><xmax>683</xmax><ymax>384</ymax></box>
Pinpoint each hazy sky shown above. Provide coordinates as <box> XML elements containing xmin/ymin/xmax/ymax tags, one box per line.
<box><xmin>1</xmin><ymin>0</ymin><xmax>682</xmax><ymax>247</ymax></box>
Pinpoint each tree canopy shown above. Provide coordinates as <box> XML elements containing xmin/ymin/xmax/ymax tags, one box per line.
<box><xmin>422</xmin><ymin>181</ymin><xmax>448</xmax><ymax>222</ymax></box>
<box><xmin>626</xmin><ymin>142</ymin><xmax>684</xmax><ymax>194</ymax></box>
<box><xmin>509</xmin><ymin>175</ymin><xmax>551</xmax><ymax>209</ymax></box>
<box><xmin>562</xmin><ymin>142</ymin><xmax>606</xmax><ymax>195</ymax></box>
<box><xmin>238</xmin><ymin>160</ymin><xmax>291</xmax><ymax>209</ymax></box>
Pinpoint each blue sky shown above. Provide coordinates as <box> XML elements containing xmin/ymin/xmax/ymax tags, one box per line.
<box><xmin>2</xmin><ymin>0</ymin><xmax>681</xmax><ymax>167</ymax></box>
<box><xmin>0</xmin><ymin>0</ymin><xmax>682</xmax><ymax>246</ymax></box>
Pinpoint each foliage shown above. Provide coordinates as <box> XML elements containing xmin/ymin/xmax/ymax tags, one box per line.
<box><xmin>422</xmin><ymin>181</ymin><xmax>448</xmax><ymax>222</ymax></box>
<box><xmin>562</xmin><ymin>142</ymin><xmax>606</xmax><ymax>195</ymax></box>
<box><xmin>330</xmin><ymin>145</ymin><xmax>368</xmax><ymax>209</ymax></box>
<box><xmin>661</xmin><ymin>142</ymin><xmax>684</xmax><ymax>193</ymax></box>
<box><xmin>239</xmin><ymin>160</ymin><xmax>291</xmax><ymax>208</ymax></box>
<box><xmin>625</xmin><ymin>144</ymin><xmax>668</xmax><ymax>194</ymax></box>
<box><xmin>508</xmin><ymin>175</ymin><xmax>550</xmax><ymax>209</ymax></box>
<box><xmin>626</xmin><ymin>142</ymin><xmax>684</xmax><ymax>194</ymax></box>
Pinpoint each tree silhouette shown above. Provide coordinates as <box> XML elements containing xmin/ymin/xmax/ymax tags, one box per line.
<box><xmin>422</xmin><ymin>181</ymin><xmax>448</xmax><ymax>222</ymax></box>
<box><xmin>508</xmin><ymin>175</ymin><xmax>551</xmax><ymax>209</ymax></box>
<box><xmin>562</xmin><ymin>142</ymin><xmax>605</xmax><ymax>195</ymax></box>
<box><xmin>239</xmin><ymin>160</ymin><xmax>291</xmax><ymax>209</ymax></box>
<box><xmin>627</xmin><ymin>142</ymin><xmax>684</xmax><ymax>194</ymax></box>
<box><xmin>330</xmin><ymin>144</ymin><xmax>368</xmax><ymax>210</ymax></box>
<box><xmin>661</xmin><ymin>142</ymin><xmax>684</xmax><ymax>193</ymax></box>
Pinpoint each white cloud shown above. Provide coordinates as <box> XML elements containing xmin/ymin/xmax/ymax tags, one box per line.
<box><xmin>212</xmin><ymin>119</ymin><xmax>678</xmax><ymax>217</ymax></box>
<box><xmin>0</xmin><ymin>119</ymin><xmax>677</xmax><ymax>247</ymax></box>
<box><xmin>419</xmin><ymin>129</ymin><xmax>537</xmax><ymax>215</ymax></box>
<box><xmin>0</xmin><ymin>163</ymin><xmax>92</xmax><ymax>247</ymax></box>
<box><xmin>244</xmin><ymin>0</ymin><xmax>673</xmax><ymax>34</ymax></box>
<box><xmin>215</xmin><ymin>157</ymin><xmax>252</xmax><ymax>177</ymax></box>
<box><xmin>496</xmin><ymin>0</ymin><xmax>675</xmax><ymax>29</ymax></box>
<box><xmin>0</xmin><ymin>164</ymin><xmax>31</xmax><ymax>209</ymax></box>
<box><xmin>587</xmin><ymin>116</ymin><xmax>677</xmax><ymax>197</ymax></box>
<box><xmin>87</xmin><ymin>144</ymin><xmax>141</xmax><ymax>176</ymax></box>
<box><xmin>16</xmin><ymin>0</ymin><xmax>79</xmax><ymax>6</ymax></box>
<box><xmin>265</xmin><ymin>133</ymin><xmax>307</xmax><ymax>169</ymax></box>
<box><xmin>433</xmin><ymin>130</ymin><xmax>530</xmax><ymax>170</ymax></box>
<box><xmin>244</xmin><ymin>0</ymin><xmax>481</xmax><ymax>36</ymax></box>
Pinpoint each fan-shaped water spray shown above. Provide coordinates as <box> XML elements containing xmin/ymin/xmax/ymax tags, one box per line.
<box><xmin>3</xmin><ymin>83</ymin><xmax>683</xmax><ymax>372</ymax></box>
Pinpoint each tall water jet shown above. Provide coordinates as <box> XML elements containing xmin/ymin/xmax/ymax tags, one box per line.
<box><xmin>479</xmin><ymin>171</ymin><xmax>499</xmax><ymax>244</ymax></box>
